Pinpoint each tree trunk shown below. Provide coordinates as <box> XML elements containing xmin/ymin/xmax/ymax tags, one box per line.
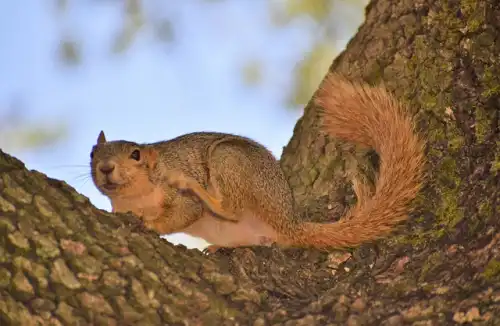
<box><xmin>1</xmin><ymin>0</ymin><xmax>499</xmax><ymax>325</ymax></box>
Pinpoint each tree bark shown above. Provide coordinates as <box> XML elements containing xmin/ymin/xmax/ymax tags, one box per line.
<box><xmin>1</xmin><ymin>0</ymin><xmax>499</xmax><ymax>325</ymax></box>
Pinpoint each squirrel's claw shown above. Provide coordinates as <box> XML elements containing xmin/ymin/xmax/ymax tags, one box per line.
<box><xmin>202</xmin><ymin>245</ymin><xmax>223</xmax><ymax>255</ymax></box>
<box><xmin>126</xmin><ymin>217</ymin><xmax>151</xmax><ymax>234</ymax></box>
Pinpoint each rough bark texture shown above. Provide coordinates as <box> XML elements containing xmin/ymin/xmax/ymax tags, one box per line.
<box><xmin>1</xmin><ymin>0</ymin><xmax>499</xmax><ymax>325</ymax></box>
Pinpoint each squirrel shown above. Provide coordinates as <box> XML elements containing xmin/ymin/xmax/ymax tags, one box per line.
<box><xmin>90</xmin><ymin>73</ymin><xmax>425</xmax><ymax>252</ymax></box>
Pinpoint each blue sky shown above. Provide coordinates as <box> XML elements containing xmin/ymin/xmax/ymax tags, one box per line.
<box><xmin>0</xmin><ymin>1</ymin><xmax>362</xmax><ymax>250</ymax></box>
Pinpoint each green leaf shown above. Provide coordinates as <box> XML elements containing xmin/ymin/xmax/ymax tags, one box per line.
<box><xmin>241</xmin><ymin>61</ymin><xmax>264</xmax><ymax>86</ymax></box>
<box><xmin>288</xmin><ymin>42</ymin><xmax>337</xmax><ymax>108</ymax></box>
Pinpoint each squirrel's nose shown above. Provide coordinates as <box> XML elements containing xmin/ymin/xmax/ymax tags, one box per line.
<box><xmin>99</xmin><ymin>163</ymin><xmax>115</xmax><ymax>175</ymax></box>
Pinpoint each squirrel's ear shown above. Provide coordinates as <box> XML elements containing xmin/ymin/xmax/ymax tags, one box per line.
<box><xmin>97</xmin><ymin>131</ymin><xmax>107</xmax><ymax>144</ymax></box>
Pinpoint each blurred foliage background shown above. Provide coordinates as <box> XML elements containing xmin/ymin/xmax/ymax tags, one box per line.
<box><xmin>0</xmin><ymin>0</ymin><xmax>367</xmax><ymax>152</ymax></box>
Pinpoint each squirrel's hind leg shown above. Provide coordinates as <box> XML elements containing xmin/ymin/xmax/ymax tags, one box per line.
<box><xmin>163</xmin><ymin>169</ymin><xmax>239</xmax><ymax>222</ymax></box>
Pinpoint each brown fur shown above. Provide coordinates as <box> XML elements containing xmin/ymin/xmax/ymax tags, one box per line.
<box><xmin>90</xmin><ymin>73</ymin><xmax>425</xmax><ymax>251</ymax></box>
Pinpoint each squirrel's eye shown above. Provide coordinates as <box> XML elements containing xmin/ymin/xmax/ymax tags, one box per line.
<box><xmin>90</xmin><ymin>151</ymin><xmax>94</xmax><ymax>159</ymax></box>
<box><xmin>130</xmin><ymin>149</ymin><xmax>141</xmax><ymax>161</ymax></box>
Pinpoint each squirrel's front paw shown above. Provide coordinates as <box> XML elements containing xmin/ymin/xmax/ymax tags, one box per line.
<box><xmin>165</xmin><ymin>170</ymin><xmax>190</xmax><ymax>191</ymax></box>
<box><xmin>203</xmin><ymin>245</ymin><xmax>223</xmax><ymax>255</ymax></box>
<box><xmin>128</xmin><ymin>217</ymin><xmax>153</xmax><ymax>234</ymax></box>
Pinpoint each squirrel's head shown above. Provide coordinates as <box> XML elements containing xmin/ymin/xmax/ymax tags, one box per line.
<box><xmin>90</xmin><ymin>131</ymin><xmax>159</xmax><ymax>198</ymax></box>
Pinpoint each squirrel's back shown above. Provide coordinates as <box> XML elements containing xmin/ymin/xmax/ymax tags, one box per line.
<box><xmin>153</xmin><ymin>132</ymin><xmax>272</xmax><ymax>158</ymax></box>
<box><xmin>151</xmin><ymin>131</ymin><xmax>277</xmax><ymax>180</ymax></box>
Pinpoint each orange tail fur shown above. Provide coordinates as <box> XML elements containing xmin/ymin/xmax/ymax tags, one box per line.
<box><xmin>294</xmin><ymin>73</ymin><xmax>426</xmax><ymax>249</ymax></box>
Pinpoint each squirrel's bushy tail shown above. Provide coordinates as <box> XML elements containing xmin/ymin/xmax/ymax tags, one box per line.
<box><xmin>294</xmin><ymin>73</ymin><xmax>426</xmax><ymax>249</ymax></box>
